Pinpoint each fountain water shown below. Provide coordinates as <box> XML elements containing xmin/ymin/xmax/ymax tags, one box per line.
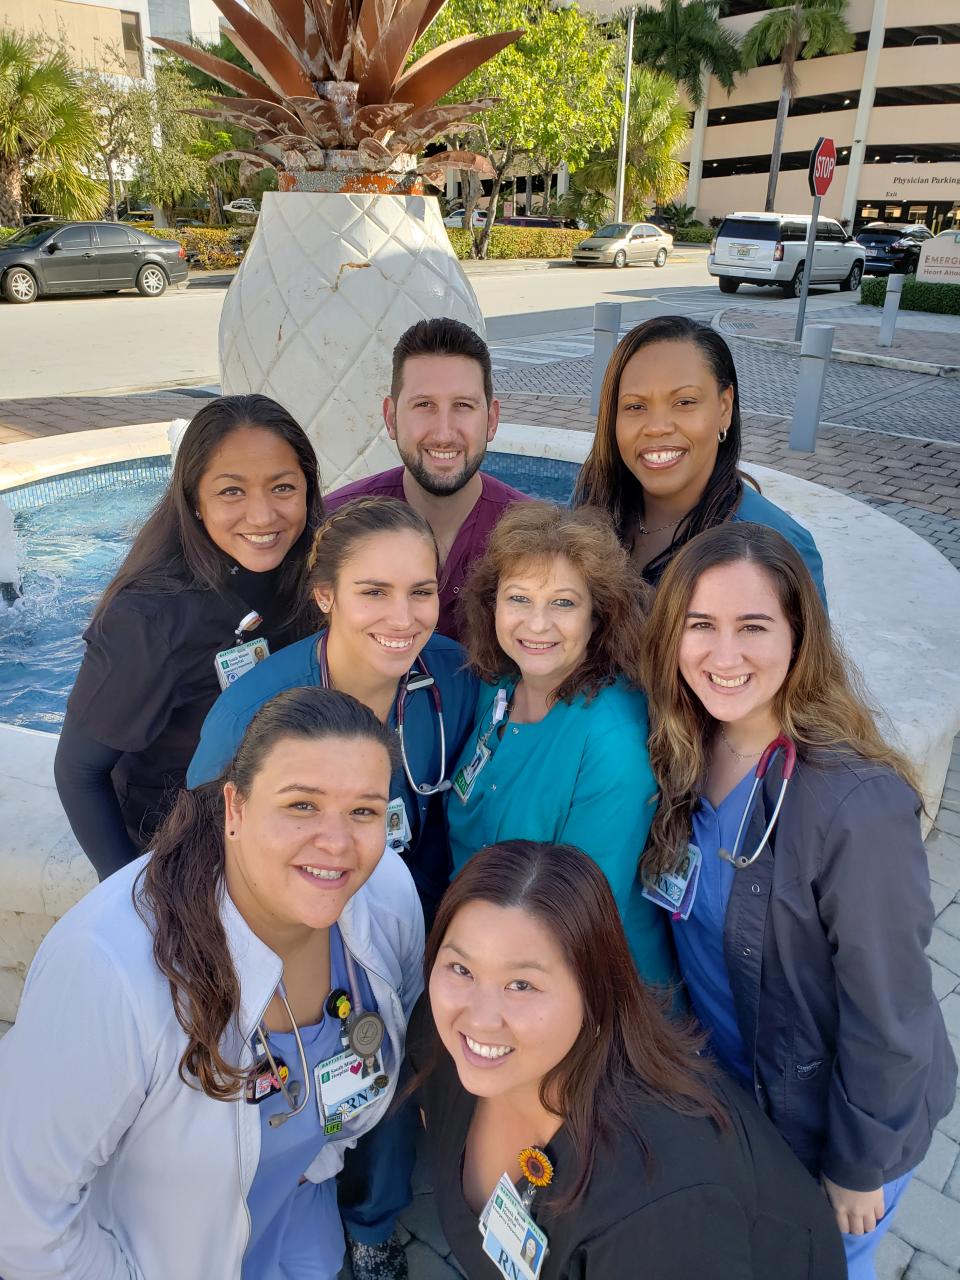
<box><xmin>0</xmin><ymin>498</ymin><xmax>20</xmax><ymax>604</ymax></box>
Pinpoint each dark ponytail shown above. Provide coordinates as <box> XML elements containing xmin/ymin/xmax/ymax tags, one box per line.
<box><xmin>135</xmin><ymin>686</ymin><xmax>398</xmax><ymax>1100</ymax></box>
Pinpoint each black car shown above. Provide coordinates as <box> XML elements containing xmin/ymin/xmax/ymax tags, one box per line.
<box><xmin>855</xmin><ymin>222</ymin><xmax>933</xmax><ymax>276</ymax></box>
<box><xmin>0</xmin><ymin>221</ymin><xmax>189</xmax><ymax>304</ymax></box>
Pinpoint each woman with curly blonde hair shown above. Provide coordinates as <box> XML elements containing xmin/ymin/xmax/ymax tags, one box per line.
<box><xmin>447</xmin><ymin>501</ymin><xmax>672</xmax><ymax>985</ymax></box>
<box><xmin>640</xmin><ymin>520</ymin><xmax>954</xmax><ymax>1280</ymax></box>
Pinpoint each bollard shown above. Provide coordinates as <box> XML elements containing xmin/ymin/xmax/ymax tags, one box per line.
<box><xmin>878</xmin><ymin>273</ymin><xmax>905</xmax><ymax>349</ymax></box>
<box><xmin>788</xmin><ymin>324</ymin><xmax>834</xmax><ymax>452</ymax></box>
<box><xmin>591</xmin><ymin>302</ymin><xmax>622</xmax><ymax>415</ymax></box>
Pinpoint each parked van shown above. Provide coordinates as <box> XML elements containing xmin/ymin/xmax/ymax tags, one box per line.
<box><xmin>708</xmin><ymin>212</ymin><xmax>865</xmax><ymax>297</ymax></box>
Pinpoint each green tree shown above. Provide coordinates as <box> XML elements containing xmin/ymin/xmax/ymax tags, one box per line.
<box><xmin>574</xmin><ymin>68</ymin><xmax>690</xmax><ymax>222</ymax></box>
<box><xmin>131</xmin><ymin>60</ymin><xmax>208</xmax><ymax>224</ymax></box>
<box><xmin>633</xmin><ymin>0</ymin><xmax>741</xmax><ymax>107</ymax></box>
<box><xmin>81</xmin><ymin>52</ymin><xmax>149</xmax><ymax>221</ymax></box>
<box><xmin>414</xmin><ymin>0</ymin><xmax>618</xmax><ymax>257</ymax></box>
<box><xmin>0</xmin><ymin>30</ymin><xmax>103</xmax><ymax>225</ymax></box>
<box><xmin>741</xmin><ymin>0</ymin><xmax>853</xmax><ymax>211</ymax></box>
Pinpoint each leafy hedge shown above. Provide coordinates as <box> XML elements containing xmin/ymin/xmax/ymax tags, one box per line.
<box><xmin>860</xmin><ymin>274</ymin><xmax>960</xmax><ymax>316</ymax></box>
<box><xmin>0</xmin><ymin>228</ymin><xmax>16</xmax><ymax>243</ymax></box>
<box><xmin>128</xmin><ymin>223</ymin><xmax>241</xmax><ymax>270</ymax></box>
<box><xmin>674</xmin><ymin>225</ymin><xmax>713</xmax><ymax>244</ymax></box>
<box><xmin>446</xmin><ymin>226</ymin><xmax>584</xmax><ymax>260</ymax></box>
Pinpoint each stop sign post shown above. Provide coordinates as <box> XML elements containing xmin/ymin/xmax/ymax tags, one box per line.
<box><xmin>794</xmin><ymin>137</ymin><xmax>838</xmax><ymax>340</ymax></box>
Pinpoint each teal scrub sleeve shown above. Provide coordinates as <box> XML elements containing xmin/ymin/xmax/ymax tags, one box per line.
<box><xmin>556</xmin><ymin>706</ymin><xmax>671</xmax><ymax>985</ymax></box>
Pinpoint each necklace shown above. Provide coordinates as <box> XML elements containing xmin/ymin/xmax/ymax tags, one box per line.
<box><xmin>636</xmin><ymin>516</ymin><xmax>679</xmax><ymax>537</ymax></box>
<box><xmin>719</xmin><ymin>726</ymin><xmax>765</xmax><ymax>760</ymax></box>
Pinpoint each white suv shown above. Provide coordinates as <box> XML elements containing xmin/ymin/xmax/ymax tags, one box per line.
<box><xmin>708</xmin><ymin>212</ymin><xmax>866</xmax><ymax>297</ymax></box>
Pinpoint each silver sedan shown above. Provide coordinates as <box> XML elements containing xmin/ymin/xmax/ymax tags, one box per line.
<box><xmin>572</xmin><ymin>221</ymin><xmax>673</xmax><ymax>268</ymax></box>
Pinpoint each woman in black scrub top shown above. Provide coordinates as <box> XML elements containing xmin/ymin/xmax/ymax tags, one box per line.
<box><xmin>409</xmin><ymin>841</ymin><xmax>846</xmax><ymax>1280</ymax></box>
<box><xmin>54</xmin><ymin>394</ymin><xmax>324</xmax><ymax>879</ymax></box>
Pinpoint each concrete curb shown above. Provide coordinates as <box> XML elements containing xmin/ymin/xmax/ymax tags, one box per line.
<box><xmin>712</xmin><ymin>309</ymin><xmax>960</xmax><ymax>378</ymax></box>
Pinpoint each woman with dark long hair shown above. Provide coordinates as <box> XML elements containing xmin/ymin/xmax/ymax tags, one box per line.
<box><xmin>55</xmin><ymin>394</ymin><xmax>323</xmax><ymax>878</ymax></box>
<box><xmin>640</xmin><ymin>522</ymin><xmax>954</xmax><ymax>1279</ymax></box>
<box><xmin>410</xmin><ymin>840</ymin><xmax>845</xmax><ymax>1279</ymax></box>
<box><xmin>188</xmin><ymin>495</ymin><xmax>478</xmax><ymax>1280</ymax></box>
<box><xmin>0</xmin><ymin>687</ymin><xmax>424</xmax><ymax>1280</ymax></box>
<box><xmin>572</xmin><ymin>315</ymin><xmax>826</xmax><ymax>600</ymax></box>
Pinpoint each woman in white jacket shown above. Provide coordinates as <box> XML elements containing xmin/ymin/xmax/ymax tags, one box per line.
<box><xmin>0</xmin><ymin>686</ymin><xmax>424</xmax><ymax>1280</ymax></box>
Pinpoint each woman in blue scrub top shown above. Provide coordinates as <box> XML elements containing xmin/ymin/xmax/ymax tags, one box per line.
<box><xmin>640</xmin><ymin>522</ymin><xmax>955</xmax><ymax>1280</ymax></box>
<box><xmin>447</xmin><ymin>502</ymin><xmax>672</xmax><ymax>987</ymax></box>
<box><xmin>189</xmin><ymin>496</ymin><xmax>477</xmax><ymax>917</ymax></box>
<box><xmin>573</xmin><ymin>315</ymin><xmax>827</xmax><ymax>604</ymax></box>
<box><xmin>0</xmin><ymin>687</ymin><xmax>423</xmax><ymax>1280</ymax></box>
<box><xmin>188</xmin><ymin>496</ymin><xmax>476</xmax><ymax>1279</ymax></box>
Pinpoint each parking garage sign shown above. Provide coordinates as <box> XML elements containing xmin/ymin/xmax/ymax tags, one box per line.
<box><xmin>808</xmin><ymin>137</ymin><xmax>837</xmax><ymax>198</ymax></box>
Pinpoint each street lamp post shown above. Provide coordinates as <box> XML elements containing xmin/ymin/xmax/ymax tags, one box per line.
<box><xmin>613</xmin><ymin>6</ymin><xmax>635</xmax><ymax>224</ymax></box>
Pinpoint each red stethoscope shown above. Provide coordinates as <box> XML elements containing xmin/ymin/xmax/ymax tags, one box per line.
<box><xmin>718</xmin><ymin>735</ymin><xmax>798</xmax><ymax>869</ymax></box>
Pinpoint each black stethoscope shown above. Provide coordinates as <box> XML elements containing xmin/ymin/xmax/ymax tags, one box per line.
<box><xmin>719</xmin><ymin>735</ymin><xmax>798</xmax><ymax>869</ymax></box>
<box><xmin>317</xmin><ymin>630</ymin><xmax>450</xmax><ymax>796</ymax></box>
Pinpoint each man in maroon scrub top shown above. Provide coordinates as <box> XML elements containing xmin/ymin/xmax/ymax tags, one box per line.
<box><xmin>324</xmin><ymin>317</ymin><xmax>525</xmax><ymax>641</ymax></box>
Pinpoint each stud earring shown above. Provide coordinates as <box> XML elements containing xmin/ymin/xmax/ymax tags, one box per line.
<box><xmin>718</xmin><ymin>427</ymin><xmax>729</xmax><ymax>443</ymax></box>
<box><xmin>194</xmin><ymin>508</ymin><xmax>202</xmax><ymax>519</ymax></box>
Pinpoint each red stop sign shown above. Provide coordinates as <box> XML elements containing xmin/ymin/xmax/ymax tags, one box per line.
<box><xmin>808</xmin><ymin>137</ymin><xmax>837</xmax><ymax>198</ymax></box>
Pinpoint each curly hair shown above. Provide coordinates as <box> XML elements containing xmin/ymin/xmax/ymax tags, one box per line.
<box><xmin>641</xmin><ymin>522</ymin><xmax>920</xmax><ymax>881</ymax></box>
<box><xmin>460</xmin><ymin>501</ymin><xmax>651</xmax><ymax>700</ymax></box>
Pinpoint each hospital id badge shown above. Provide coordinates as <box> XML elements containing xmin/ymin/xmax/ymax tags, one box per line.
<box><xmin>480</xmin><ymin>1173</ymin><xmax>548</xmax><ymax>1279</ymax></box>
<box><xmin>315</xmin><ymin>1048</ymin><xmax>389</xmax><ymax>1124</ymax></box>
<box><xmin>452</xmin><ymin>741</ymin><xmax>490</xmax><ymax>804</ymax></box>
<box><xmin>641</xmin><ymin>842</ymin><xmax>702</xmax><ymax>920</ymax></box>
<box><xmin>386</xmin><ymin>796</ymin><xmax>412</xmax><ymax>851</ymax></box>
<box><xmin>214</xmin><ymin>637</ymin><xmax>270</xmax><ymax>690</ymax></box>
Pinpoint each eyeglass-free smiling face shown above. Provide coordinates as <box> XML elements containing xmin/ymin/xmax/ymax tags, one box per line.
<box><xmin>615</xmin><ymin>340</ymin><xmax>734</xmax><ymax>515</ymax></box>
<box><xmin>429</xmin><ymin>900</ymin><xmax>584</xmax><ymax>1099</ymax></box>
<box><xmin>313</xmin><ymin>529</ymin><xmax>440</xmax><ymax>682</ymax></box>
<box><xmin>223</xmin><ymin>735</ymin><xmax>392</xmax><ymax>937</ymax></box>
<box><xmin>679</xmin><ymin>560</ymin><xmax>794</xmax><ymax>736</ymax></box>
<box><xmin>194</xmin><ymin>425</ymin><xmax>308</xmax><ymax>571</ymax></box>
<box><xmin>385</xmin><ymin>354</ymin><xmax>499</xmax><ymax>497</ymax></box>
<box><xmin>494</xmin><ymin>555</ymin><xmax>594</xmax><ymax>691</ymax></box>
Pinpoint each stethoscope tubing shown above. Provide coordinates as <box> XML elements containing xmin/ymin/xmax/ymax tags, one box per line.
<box><xmin>318</xmin><ymin>630</ymin><xmax>450</xmax><ymax>796</ymax></box>
<box><xmin>719</xmin><ymin>734</ymin><xmax>798</xmax><ymax>870</ymax></box>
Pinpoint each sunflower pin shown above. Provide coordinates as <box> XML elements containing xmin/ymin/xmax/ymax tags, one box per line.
<box><xmin>518</xmin><ymin>1147</ymin><xmax>554</xmax><ymax>1211</ymax></box>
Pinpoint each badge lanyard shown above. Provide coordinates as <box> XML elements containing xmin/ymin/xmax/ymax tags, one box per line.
<box><xmin>214</xmin><ymin>609</ymin><xmax>271</xmax><ymax>691</ymax></box>
<box><xmin>479</xmin><ymin>1146</ymin><xmax>552</xmax><ymax>1280</ymax></box>
<box><xmin>313</xmin><ymin>949</ymin><xmax>389</xmax><ymax>1135</ymax></box>
<box><xmin>451</xmin><ymin>686</ymin><xmax>511</xmax><ymax>804</ymax></box>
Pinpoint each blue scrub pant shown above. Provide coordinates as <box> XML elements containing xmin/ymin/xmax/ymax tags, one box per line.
<box><xmin>337</xmin><ymin>1094</ymin><xmax>418</xmax><ymax>1245</ymax></box>
<box><xmin>840</xmin><ymin>1171</ymin><xmax>913</xmax><ymax>1280</ymax></box>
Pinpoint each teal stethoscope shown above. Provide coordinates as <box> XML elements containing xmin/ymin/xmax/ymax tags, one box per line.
<box><xmin>255</xmin><ymin>948</ymin><xmax>384</xmax><ymax>1128</ymax></box>
<box><xmin>719</xmin><ymin>735</ymin><xmax>797</xmax><ymax>869</ymax></box>
<box><xmin>317</xmin><ymin>630</ymin><xmax>450</xmax><ymax>796</ymax></box>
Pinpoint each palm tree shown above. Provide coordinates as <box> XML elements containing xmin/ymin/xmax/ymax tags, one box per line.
<box><xmin>575</xmin><ymin>68</ymin><xmax>690</xmax><ymax>221</ymax></box>
<box><xmin>153</xmin><ymin>0</ymin><xmax>524</xmax><ymax>188</ymax></box>
<box><xmin>633</xmin><ymin>0</ymin><xmax>741</xmax><ymax>108</ymax></box>
<box><xmin>0</xmin><ymin>31</ymin><xmax>104</xmax><ymax>226</ymax></box>
<box><xmin>742</xmin><ymin>0</ymin><xmax>853</xmax><ymax>211</ymax></box>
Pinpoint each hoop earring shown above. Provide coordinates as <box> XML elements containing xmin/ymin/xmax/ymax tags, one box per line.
<box><xmin>718</xmin><ymin>427</ymin><xmax>728</xmax><ymax>444</ymax></box>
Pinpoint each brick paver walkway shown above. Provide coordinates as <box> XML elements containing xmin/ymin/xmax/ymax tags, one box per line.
<box><xmin>0</xmin><ymin>390</ymin><xmax>214</xmax><ymax>444</ymax></box>
<box><xmin>718</xmin><ymin>303</ymin><xmax>960</xmax><ymax>371</ymax></box>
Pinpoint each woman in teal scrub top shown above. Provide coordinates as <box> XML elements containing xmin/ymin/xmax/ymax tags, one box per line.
<box><xmin>446</xmin><ymin>502</ymin><xmax>672</xmax><ymax>986</ymax></box>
